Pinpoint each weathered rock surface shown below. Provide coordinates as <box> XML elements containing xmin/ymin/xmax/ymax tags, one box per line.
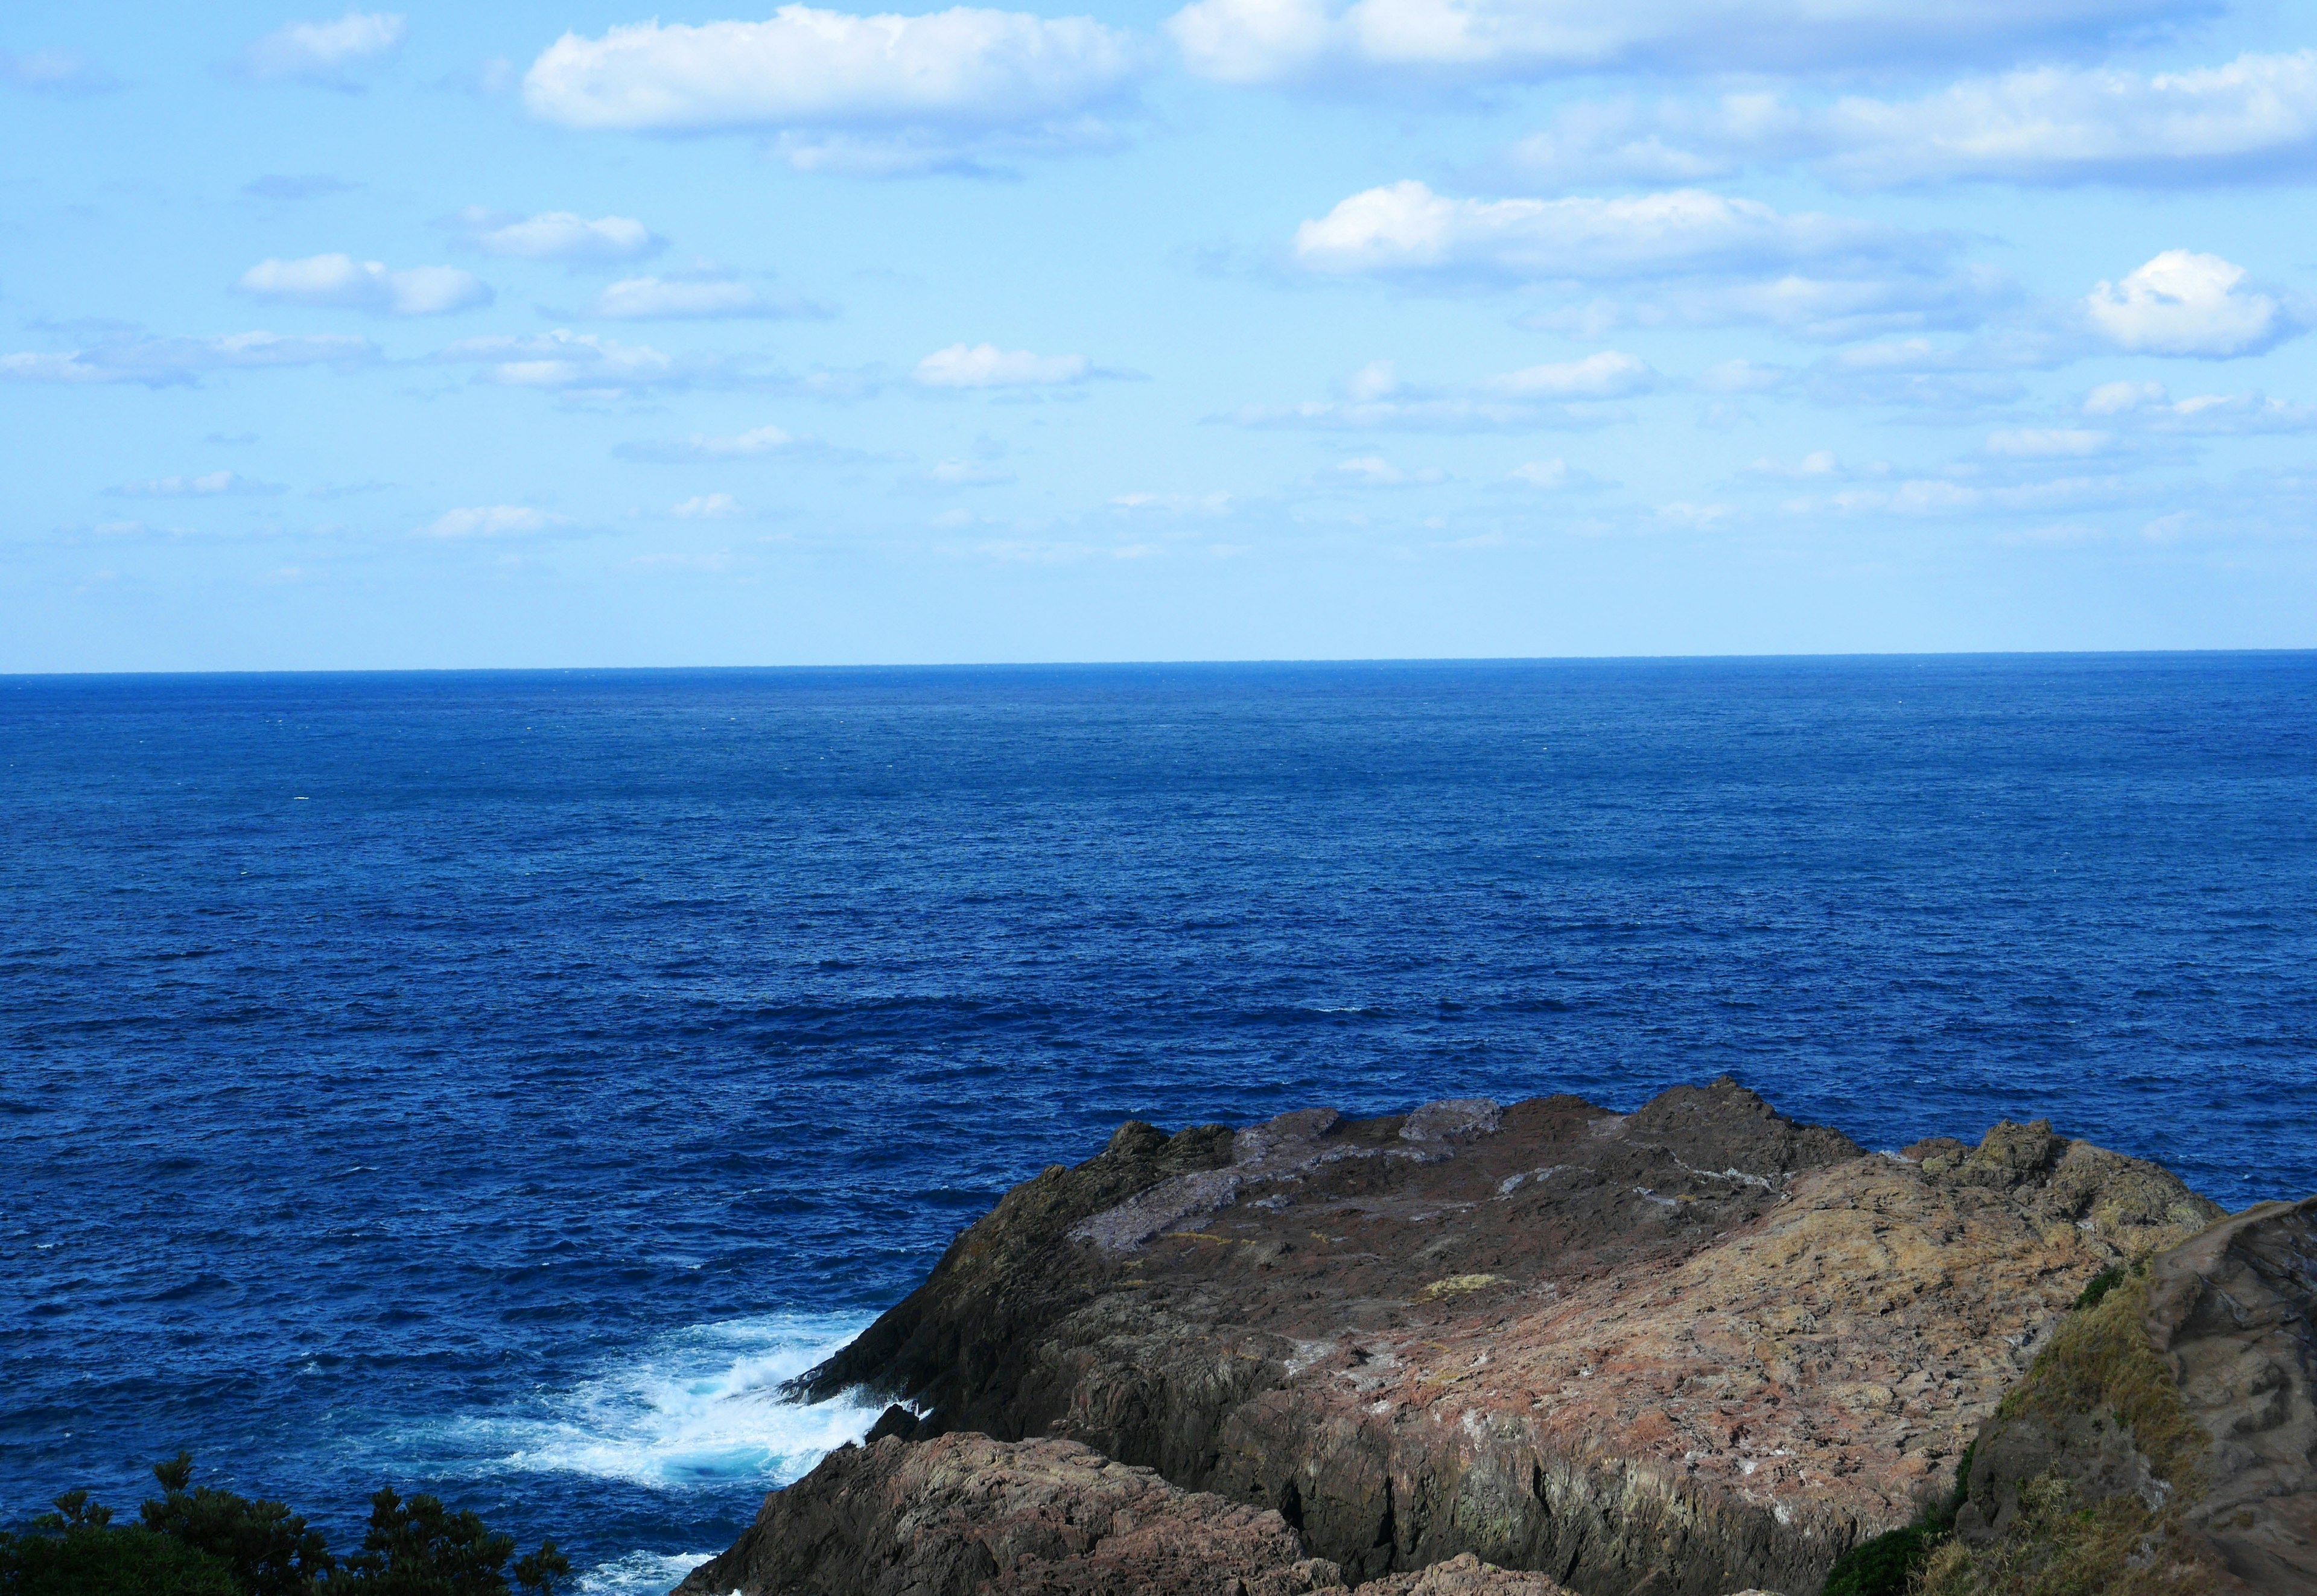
<box><xmin>1945</xmin><ymin>1195</ymin><xmax>2317</xmax><ymax>1595</ymax></box>
<box><xmin>671</xmin><ymin>1432</ymin><xmax>1571</xmax><ymax>1596</ymax></box>
<box><xmin>781</xmin><ymin>1081</ymin><xmax>2219</xmax><ymax>1596</ymax></box>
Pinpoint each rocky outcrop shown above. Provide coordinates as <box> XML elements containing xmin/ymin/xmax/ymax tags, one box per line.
<box><xmin>673</xmin><ymin>1433</ymin><xmax>1572</xmax><ymax>1596</ymax></box>
<box><xmin>1935</xmin><ymin>1195</ymin><xmax>2317</xmax><ymax>1595</ymax></box>
<box><xmin>767</xmin><ymin>1082</ymin><xmax>2220</xmax><ymax>1596</ymax></box>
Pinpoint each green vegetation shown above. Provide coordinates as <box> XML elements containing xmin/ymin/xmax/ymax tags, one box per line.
<box><xmin>2070</xmin><ymin>1265</ymin><xmax>2125</xmax><ymax>1312</ymax></box>
<box><xmin>0</xmin><ymin>1457</ymin><xmax>570</xmax><ymax>1596</ymax></box>
<box><xmin>1913</xmin><ymin>1271</ymin><xmax>2224</xmax><ymax>1596</ymax></box>
<box><xmin>1819</xmin><ymin>1442</ymin><xmax>1972</xmax><ymax>1596</ymax></box>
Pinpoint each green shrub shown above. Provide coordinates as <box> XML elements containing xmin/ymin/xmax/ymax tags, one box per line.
<box><xmin>1</xmin><ymin>1491</ymin><xmax>238</xmax><ymax>1596</ymax></box>
<box><xmin>2</xmin><ymin>1461</ymin><xmax>570</xmax><ymax>1596</ymax></box>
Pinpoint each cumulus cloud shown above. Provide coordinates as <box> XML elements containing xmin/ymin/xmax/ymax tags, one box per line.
<box><xmin>419</xmin><ymin>505</ymin><xmax>565</xmax><ymax>539</ymax></box>
<box><xmin>240</xmin><ymin>11</ymin><xmax>407</xmax><ymax>86</ymax></box>
<box><xmin>2084</xmin><ymin>250</ymin><xmax>2296</xmax><ymax>358</ymax></box>
<box><xmin>671</xmin><ymin>493</ymin><xmax>742</xmax><ymax>517</ymax></box>
<box><xmin>523</xmin><ymin>7</ymin><xmax>1141</xmax><ymax>172</ymax></box>
<box><xmin>591</xmin><ymin>275</ymin><xmax>809</xmax><ymax>319</ymax></box>
<box><xmin>0</xmin><ymin>331</ymin><xmax>378</xmax><ymax>387</ymax></box>
<box><xmin>1165</xmin><ymin>0</ymin><xmax>2188</xmax><ymax>89</ymax></box>
<box><xmin>113</xmin><ymin>471</ymin><xmax>285</xmax><ymax>496</ymax></box>
<box><xmin>1292</xmin><ymin>182</ymin><xmax>1942</xmax><ymax>285</ymax></box>
<box><xmin>915</xmin><ymin>343</ymin><xmax>1089</xmax><ymax>387</ymax></box>
<box><xmin>1505</xmin><ymin>52</ymin><xmax>2317</xmax><ymax>191</ymax></box>
<box><xmin>239</xmin><ymin>254</ymin><xmax>492</xmax><ymax>316</ymax></box>
<box><xmin>457</xmin><ymin>208</ymin><xmax>660</xmax><ymax>262</ymax></box>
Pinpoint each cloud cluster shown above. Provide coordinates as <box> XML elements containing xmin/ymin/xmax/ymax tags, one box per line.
<box><xmin>240</xmin><ymin>11</ymin><xmax>407</xmax><ymax>87</ymax></box>
<box><xmin>0</xmin><ymin>331</ymin><xmax>378</xmax><ymax>387</ymax></box>
<box><xmin>1292</xmin><ymin>182</ymin><xmax>1942</xmax><ymax>284</ymax></box>
<box><xmin>239</xmin><ymin>254</ymin><xmax>491</xmax><ymax>316</ymax></box>
<box><xmin>1505</xmin><ymin>51</ymin><xmax>2317</xmax><ymax>191</ymax></box>
<box><xmin>524</xmin><ymin>6</ymin><xmax>1141</xmax><ymax>172</ymax></box>
<box><xmin>1165</xmin><ymin>0</ymin><xmax>2191</xmax><ymax>88</ymax></box>
<box><xmin>2083</xmin><ymin>380</ymin><xmax>2317</xmax><ymax>433</ymax></box>
<box><xmin>915</xmin><ymin>343</ymin><xmax>1089</xmax><ymax>387</ymax></box>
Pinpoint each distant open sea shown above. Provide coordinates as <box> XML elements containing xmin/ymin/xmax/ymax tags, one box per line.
<box><xmin>4</xmin><ymin>655</ymin><xmax>2314</xmax><ymax>1590</ymax></box>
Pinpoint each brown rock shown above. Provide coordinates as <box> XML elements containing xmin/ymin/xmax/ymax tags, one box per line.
<box><xmin>671</xmin><ymin>1433</ymin><xmax>1569</xmax><ymax>1596</ymax></box>
<box><xmin>784</xmin><ymin>1081</ymin><xmax>2222</xmax><ymax>1596</ymax></box>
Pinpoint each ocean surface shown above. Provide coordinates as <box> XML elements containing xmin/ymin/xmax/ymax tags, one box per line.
<box><xmin>4</xmin><ymin>655</ymin><xmax>2315</xmax><ymax>1591</ymax></box>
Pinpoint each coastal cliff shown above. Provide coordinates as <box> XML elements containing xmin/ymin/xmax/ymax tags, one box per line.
<box><xmin>685</xmin><ymin>1081</ymin><xmax>2234</xmax><ymax>1596</ymax></box>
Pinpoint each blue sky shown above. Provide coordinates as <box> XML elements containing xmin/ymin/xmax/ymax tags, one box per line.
<box><xmin>4</xmin><ymin>0</ymin><xmax>2314</xmax><ymax>669</ymax></box>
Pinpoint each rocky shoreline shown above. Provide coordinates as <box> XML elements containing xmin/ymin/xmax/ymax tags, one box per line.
<box><xmin>678</xmin><ymin>1081</ymin><xmax>2312</xmax><ymax>1596</ymax></box>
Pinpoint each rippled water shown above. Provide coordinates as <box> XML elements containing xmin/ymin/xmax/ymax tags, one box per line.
<box><xmin>4</xmin><ymin>656</ymin><xmax>2313</xmax><ymax>1589</ymax></box>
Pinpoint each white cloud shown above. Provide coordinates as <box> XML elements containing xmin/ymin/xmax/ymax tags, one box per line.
<box><xmin>671</xmin><ymin>493</ymin><xmax>741</xmax><ymax>518</ymax></box>
<box><xmin>419</xmin><ymin>505</ymin><xmax>565</xmax><ymax>539</ymax></box>
<box><xmin>1232</xmin><ymin>352</ymin><xmax>1651</xmax><ymax>430</ymax></box>
<box><xmin>0</xmin><ymin>331</ymin><xmax>378</xmax><ymax>387</ymax></box>
<box><xmin>240</xmin><ymin>255</ymin><xmax>491</xmax><ymax>316</ymax></box>
<box><xmin>624</xmin><ymin>424</ymin><xmax>798</xmax><ymax>461</ymax></box>
<box><xmin>915</xmin><ymin>343</ymin><xmax>1089</xmax><ymax>387</ymax></box>
<box><xmin>1292</xmin><ymin>182</ymin><xmax>1939</xmax><ymax>284</ymax></box>
<box><xmin>1165</xmin><ymin>0</ymin><xmax>2188</xmax><ymax>89</ymax></box>
<box><xmin>113</xmin><ymin>470</ymin><xmax>284</xmax><ymax>496</ymax></box>
<box><xmin>1334</xmin><ymin>454</ymin><xmax>1446</xmax><ymax>485</ymax></box>
<box><xmin>523</xmin><ymin>7</ymin><xmax>1140</xmax><ymax>171</ymax></box>
<box><xmin>1480</xmin><ymin>350</ymin><xmax>1654</xmax><ymax>397</ymax></box>
<box><xmin>1987</xmin><ymin>427</ymin><xmax>2111</xmax><ymax>457</ymax></box>
<box><xmin>1506</xmin><ymin>52</ymin><xmax>2317</xmax><ymax>191</ymax></box>
<box><xmin>1697</xmin><ymin>358</ymin><xmax>1791</xmax><ymax>393</ymax></box>
<box><xmin>434</xmin><ymin>329</ymin><xmax>682</xmax><ymax>392</ymax></box>
<box><xmin>1507</xmin><ymin>459</ymin><xmax>1573</xmax><ymax>486</ymax></box>
<box><xmin>591</xmin><ymin>276</ymin><xmax>788</xmax><ymax>319</ymax></box>
<box><xmin>2081</xmin><ymin>380</ymin><xmax>2317</xmax><ymax>433</ymax></box>
<box><xmin>462</xmin><ymin>209</ymin><xmax>659</xmax><ymax>262</ymax></box>
<box><xmin>2</xmin><ymin>49</ymin><xmax>109</xmax><ymax>92</ymax></box>
<box><xmin>2084</xmin><ymin>250</ymin><xmax>2295</xmax><ymax>358</ymax></box>
<box><xmin>241</xmin><ymin>12</ymin><xmax>407</xmax><ymax>86</ymax></box>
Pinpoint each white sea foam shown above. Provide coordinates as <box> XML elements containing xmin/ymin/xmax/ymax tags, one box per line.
<box><xmin>575</xmin><ymin>1550</ymin><xmax>717</xmax><ymax>1595</ymax></box>
<box><xmin>457</xmin><ymin>1311</ymin><xmax>879</xmax><ymax>1490</ymax></box>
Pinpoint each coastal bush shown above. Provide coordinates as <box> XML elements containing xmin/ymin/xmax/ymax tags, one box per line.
<box><xmin>0</xmin><ymin>1489</ymin><xmax>238</xmax><ymax>1595</ymax></box>
<box><xmin>1817</xmin><ymin>1442</ymin><xmax>1972</xmax><ymax>1596</ymax></box>
<box><xmin>141</xmin><ymin>1452</ymin><xmax>334</xmax><ymax>1596</ymax></box>
<box><xmin>1913</xmin><ymin>1273</ymin><xmax>2221</xmax><ymax>1595</ymax></box>
<box><xmin>0</xmin><ymin>1463</ymin><xmax>570</xmax><ymax>1596</ymax></box>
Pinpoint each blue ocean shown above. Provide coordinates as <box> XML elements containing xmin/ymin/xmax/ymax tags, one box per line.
<box><xmin>5</xmin><ymin>655</ymin><xmax>2314</xmax><ymax>1592</ymax></box>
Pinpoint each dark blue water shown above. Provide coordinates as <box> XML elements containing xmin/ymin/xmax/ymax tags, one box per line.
<box><xmin>5</xmin><ymin>656</ymin><xmax>2314</xmax><ymax>1590</ymax></box>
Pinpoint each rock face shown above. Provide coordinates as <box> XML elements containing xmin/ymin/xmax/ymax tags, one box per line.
<box><xmin>672</xmin><ymin>1433</ymin><xmax>1571</xmax><ymax>1596</ymax></box>
<box><xmin>1942</xmin><ymin>1195</ymin><xmax>2317</xmax><ymax>1595</ymax></box>
<box><xmin>772</xmin><ymin>1081</ymin><xmax>2219</xmax><ymax>1596</ymax></box>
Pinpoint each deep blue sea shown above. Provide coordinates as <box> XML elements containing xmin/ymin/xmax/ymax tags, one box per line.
<box><xmin>5</xmin><ymin>655</ymin><xmax>2315</xmax><ymax>1591</ymax></box>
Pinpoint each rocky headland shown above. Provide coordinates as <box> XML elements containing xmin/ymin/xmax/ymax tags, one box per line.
<box><xmin>678</xmin><ymin>1081</ymin><xmax>2312</xmax><ymax>1596</ymax></box>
